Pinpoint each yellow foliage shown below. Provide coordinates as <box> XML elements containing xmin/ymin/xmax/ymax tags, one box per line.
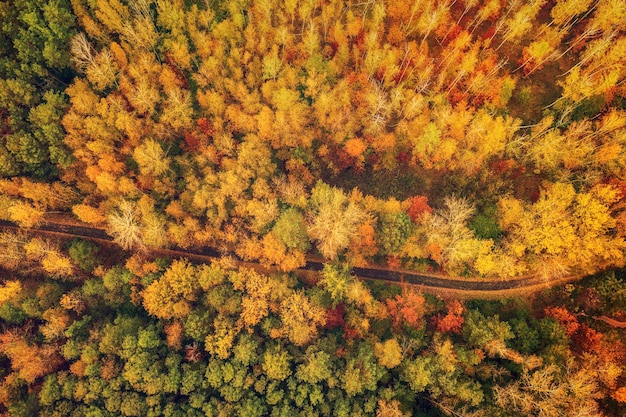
<box><xmin>239</xmin><ymin>270</ymin><xmax>272</xmax><ymax>328</ymax></box>
<box><xmin>374</xmin><ymin>339</ymin><xmax>403</xmax><ymax>369</ymax></box>
<box><xmin>42</xmin><ymin>253</ymin><xmax>74</xmax><ymax>278</ymax></box>
<box><xmin>0</xmin><ymin>281</ymin><xmax>21</xmax><ymax>305</ymax></box>
<box><xmin>142</xmin><ymin>259</ymin><xmax>199</xmax><ymax>319</ymax></box>
<box><xmin>279</xmin><ymin>291</ymin><xmax>326</xmax><ymax>346</ymax></box>
<box><xmin>72</xmin><ymin>204</ymin><xmax>107</xmax><ymax>224</ymax></box>
<box><xmin>8</xmin><ymin>202</ymin><xmax>44</xmax><ymax>228</ymax></box>
<box><xmin>205</xmin><ymin>316</ymin><xmax>239</xmax><ymax>359</ymax></box>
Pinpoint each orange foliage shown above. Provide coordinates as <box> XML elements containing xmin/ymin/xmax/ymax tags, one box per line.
<box><xmin>432</xmin><ymin>299</ymin><xmax>465</xmax><ymax>334</ymax></box>
<box><xmin>385</xmin><ymin>289</ymin><xmax>426</xmax><ymax>330</ymax></box>
<box><xmin>70</xmin><ymin>360</ymin><xmax>87</xmax><ymax>377</ymax></box>
<box><xmin>426</xmin><ymin>243</ymin><xmax>442</xmax><ymax>263</ymax></box>
<box><xmin>348</xmin><ymin>222</ymin><xmax>378</xmax><ymax>266</ymax></box>
<box><xmin>545</xmin><ymin>306</ymin><xmax>579</xmax><ymax>337</ymax></box>
<box><xmin>165</xmin><ymin>321</ymin><xmax>184</xmax><ymax>350</ymax></box>
<box><xmin>386</xmin><ymin>255</ymin><xmax>401</xmax><ymax>269</ymax></box>
<box><xmin>0</xmin><ymin>332</ymin><xmax>63</xmax><ymax>383</ymax></box>
<box><xmin>614</xmin><ymin>387</ymin><xmax>626</xmax><ymax>403</ymax></box>
<box><xmin>344</xmin><ymin>137</ymin><xmax>367</xmax><ymax>158</ymax></box>
<box><xmin>125</xmin><ymin>254</ymin><xmax>159</xmax><ymax>277</ymax></box>
<box><xmin>405</xmin><ymin>195</ymin><xmax>432</xmax><ymax>224</ymax></box>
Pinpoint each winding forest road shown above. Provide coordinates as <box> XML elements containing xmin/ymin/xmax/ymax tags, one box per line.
<box><xmin>0</xmin><ymin>219</ymin><xmax>588</xmax><ymax>299</ymax></box>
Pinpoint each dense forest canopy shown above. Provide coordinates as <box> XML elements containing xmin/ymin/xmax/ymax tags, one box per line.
<box><xmin>1</xmin><ymin>0</ymin><xmax>626</xmax><ymax>278</ymax></box>
<box><xmin>1</xmin><ymin>0</ymin><xmax>626</xmax><ymax>415</ymax></box>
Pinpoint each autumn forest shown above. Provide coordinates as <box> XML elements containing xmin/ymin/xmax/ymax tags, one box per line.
<box><xmin>1</xmin><ymin>0</ymin><xmax>626</xmax><ymax>415</ymax></box>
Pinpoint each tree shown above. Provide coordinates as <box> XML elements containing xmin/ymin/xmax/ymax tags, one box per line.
<box><xmin>374</xmin><ymin>339</ymin><xmax>403</xmax><ymax>369</ymax></box>
<box><xmin>142</xmin><ymin>259</ymin><xmax>199</xmax><ymax>320</ymax></box>
<box><xmin>377</xmin><ymin>211</ymin><xmax>413</xmax><ymax>255</ymax></box>
<box><xmin>0</xmin><ymin>280</ymin><xmax>21</xmax><ymax>305</ymax></box>
<box><xmin>0</xmin><ymin>0</ymin><xmax>75</xmax><ymax>177</ymax></box>
<box><xmin>498</xmin><ymin>182</ymin><xmax>626</xmax><ymax>278</ymax></box>
<box><xmin>307</xmin><ymin>182</ymin><xmax>366</xmax><ymax>259</ymax></box>
<box><xmin>432</xmin><ymin>299</ymin><xmax>465</xmax><ymax>334</ymax></box>
<box><xmin>271</xmin><ymin>208</ymin><xmax>310</xmax><ymax>252</ymax></box>
<box><xmin>493</xmin><ymin>362</ymin><xmax>605</xmax><ymax>417</ymax></box>
<box><xmin>462</xmin><ymin>310</ymin><xmax>514</xmax><ymax>359</ymax></box>
<box><xmin>107</xmin><ymin>200</ymin><xmax>143</xmax><ymax>250</ymax></box>
<box><xmin>133</xmin><ymin>139</ymin><xmax>170</xmax><ymax>177</ymax></box>
<box><xmin>262</xmin><ymin>346</ymin><xmax>292</xmax><ymax>381</ymax></box>
<box><xmin>385</xmin><ymin>289</ymin><xmax>426</xmax><ymax>330</ymax></box>
<box><xmin>296</xmin><ymin>348</ymin><xmax>333</xmax><ymax>384</ymax></box>
<box><xmin>277</xmin><ymin>291</ymin><xmax>326</xmax><ymax>346</ymax></box>
<box><xmin>7</xmin><ymin>201</ymin><xmax>44</xmax><ymax>228</ymax></box>
<box><xmin>0</xmin><ymin>331</ymin><xmax>63</xmax><ymax>383</ymax></box>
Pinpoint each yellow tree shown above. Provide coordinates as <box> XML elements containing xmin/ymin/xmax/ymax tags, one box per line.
<box><xmin>307</xmin><ymin>182</ymin><xmax>366</xmax><ymax>259</ymax></box>
<box><xmin>498</xmin><ymin>182</ymin><xmax>625</xmax><ymax>277</ymax></box>
<box><xmin>7</xmin><ymin>201</ymin><xmax>44</xmax><ymax>228</ymax></box>
<box><xmin>278</xmin><ymin>291</ymin><xmax>326</xmax><ymax>346</ymax></box>
<box><xmin>142</xmin><ymin>259</ymin><xmax>199</xmax><ymax>320</ymax></box>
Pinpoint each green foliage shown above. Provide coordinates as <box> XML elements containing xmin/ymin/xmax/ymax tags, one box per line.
<box><xmin>377</xmin><ymin>211</ymin><xmax>413</xmax><ymax>255</ymax></box>
<box><xmin>0</xmin><ymin>301</ymin><xmax>27</xmax><ymax>323</ymax></box>
<box><xmin>469</xmin><ymin>204</ymin><xmax>502</xmax><ymax>240</ymax></box>
<box><xmin>319</xmin><ymin>263</ymin><xmax>352</xmax><ymax>305</ymax></box>
<box><xmin>462</xmin><ymin>310</ymin><xmax>514</xmax><ymax>348</ymax></box>
<box><xmin>509</xmin><ymin>318</ymin><xmax>540</xmax><ymax>354</ymax></box>
<box><xmin>262</xmin><ymin>347</ymin><xmax>292</xmax><ymax>381</ymax></box>
<box><xmin>39</xmin><ymin>375</ymin><xmax>61</xmax><ymax>406</ymax></box>
<box><xmin>570</xmin><ymin>95</ymin><xmax>606</xmax><ymax>121</ymax></box>
<box><xmin>0</xmin><ymin>0</ymin><xmax>75</xmax><ymax>177</ymax></box>
<box><xmin>272</xmin><ymin>208</ymin><xmax>310</xmax><ymax>251</ymax></box>
<box><xmin>514</xmin><ymin>86</ymin><xmax>532</xmax><ymax>106</ymax></box>
<box><xmin>593</xmin><ymin>271</ymin><xmax>626</xmax><ymax>311</ymax></box>
<box><xmin>67</xmin><ymin>239</ymin><xmax>99</xmax><ymax>272</ymax></box>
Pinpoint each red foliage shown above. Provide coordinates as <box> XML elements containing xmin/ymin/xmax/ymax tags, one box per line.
<box><xmin>442</xmin><ymin>24</ymin><xmax>462</xmax><ymax>46</ymax></box>
<box><xmin>432</xmin><ymin>300</ymin><xmax>465</xmax><ymax>334</ymax></box>
<box><xmin>183</xmin><ymin>132</ymin><xmax>200</xmax><ymax>152</ymax></box>
<box><xmin>366</xmin><ymin>152</ymin><xmax>380</xmax><ymax>167</ymax></box>
<box><xmin>406</xmin><ymin>195</ymin><xmax>433</xmax><ymax>224</ymax></box>
<box><xmin>184</xmin><ymin>342</ymin><xmax>203</xmax><ymax>362</ymax></box>
<box><xmin>396</xmin><ymin>150</ymin><xmax>411</xmax><ymax>164</ymax></box>
<box><xmin>325</xmin><ymin>304</ymin><xmax>346</xmax><ymax>329</ymax></box>
<box><xmin>335</xmin><ymin>149</ymin><xmax>355</xmax><ymax>172</ymax></box>
<box><xmin>545</xmin><ymin>306</ymin><xmax>579</xmax><ymax>337</ymax></box>
<box><xmin>355</xmin><ymin>29</ymin><xmax>366</xmax><ymax>50</ymax></box>
<box><xmin>197</xmin><ymin>118</ymin><xmax>213</xmax><ymax>136</ymax></box>
<box><xmin>470</xmin><ymin>94</ymin><xmax>487</xmax><ymax>107</ymax></box>
<box><xmin>336</xmin><ymin>346</ymin><xmax>347</xmax><ymax>358</ymax></box>
<box><xmin>448</xmin><ymin>90</ymin><xmax>468</xmax><ymax>105</ymax></box>
<box><xmin>481</xmin><ymin>25</ymin><xmax>496</xmax><ymax>40</ymax></box>
<box><xmin>386</xmin><ymin>290</ymin><xmax>426</xmax><ymax>330</ymax></box>
<box><xmin>284</xmin><ymin>47</ymin><xmax>300</xmax><ymax>63</ymax></box>
<box><xmin>343</xmin><ymin>325</ymin><xmax>359</xmax><ymax>340</ymax></box>
<box><xmin>530</xmin><ymin>189</ymin><xmax>540</xmax><ymax>203</ymax></box>
<box><xmin>572</xmin><ymin>324</ymin><xmax>603</xmax><ymax>353</ymax></box>
<box><xmin>490</xmin><ymin>159</ymin><xmax>516</xmax><ymax>175</ymax></box>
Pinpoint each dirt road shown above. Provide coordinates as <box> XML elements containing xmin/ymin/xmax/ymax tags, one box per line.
<box><xmin>0</xmin><ymin>220</ymin><xmax>588</xmax><ymax>299</ymax></box>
